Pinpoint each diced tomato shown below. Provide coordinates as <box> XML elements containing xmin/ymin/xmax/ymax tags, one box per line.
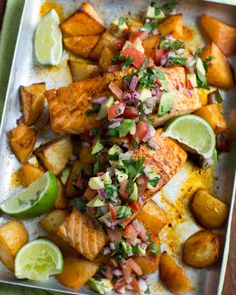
<box><xmin>155</xmin><ymin>48</ymin><xmax>165</xmax><ymax>65</ymax></box>
<box><xmin>187</xmin><ymin>79</ymin><xmax>194</xmax><ymax>89</ymax></box>
<box><xmin>109</xmin><ymin>82</ymin><xmax>124</xmax><ymax>101</ymax></box>
<box><xmin>127</xmin><ymin>258</ymin><xmax>143</xmax><ymax>275</ymax></box>
<box><xmin>107</xmin><ymin>228</ymin><xmax>122</xmax><ymax>244</ymax></box>
<box><xmin>122</xmin><ymin>46</ymin><xmax>147</xmax><ymax>69</ymax></box>
<box><xmin>129</xmin><ymin>31</ymin><xmax>148</xmax><ymax>43</ymax></box>
<box><xmin>113</xmin><ymin>38</ymin><xmax>127</xmax><ymax>50</ymax></box>
<box><xmin>104</xmin><ymin>266</ymin><xmax>113</xmax><ymax>280</ymax></box>
<box><xmin>122</xmin><ymin>107</ymin><xmax>139</xmax><ymax>119</ymax></box>
<box><xmin>134</xmin><ymin>121</ymin><xmax>149</xmax><ymax>141</ymax></box>
<box><xmin>124</xmin><ymin>224</ymin><xmax>137</xmax><ymax>239</ymax></box>
<box><xmin>109</xmin><ymin>203</ymin><xmax>116</xmax><ymax>221</ymax></box>
<box><xmin>121</xmin><ymin>263</ymin><xmax>132</xmax><ymax>282</ymax></box>
<box><xmin>130</xmin><ymin>277</ymin><xmax>141</xmax><ymax>292</ymax></box>
<box><xmin>108</xmin><ymin>102</ymin><xmax>126</xmax><ymax>120</ymax></box>
<box><xmin>114</xmin><ymin>278</ymin><xmax>127</xmax><ymax>292</ymax></box>
<box><xmin>119</xmin><ymin>179</ymin><xmax>129</xmax><ymax>199</ymax></box>
<box><xmin>136</xmin><ymin>173</ymin><xmax>149</xmax><ymax>196</ymax></box>
<box><xmin>128</xmin><ymin>201</ymin><xmax>141</xmax><ymax>212</ymax></box>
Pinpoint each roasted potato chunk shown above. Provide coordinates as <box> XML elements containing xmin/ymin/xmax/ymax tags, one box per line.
<box><xmin>158</xmin><ymin>14</ymin><xmax>183</xmax><ymax>39</ymax></box>
<box><xmin>142</xmin><ymin>35</ymin><xmax>161</xmax><ymax>59</ymax></box>
<box><xmin>65</xmin><ymin>160</ymin><xmax>86</xmax><ymax>198</ymax></box>
<box><xmin>134</xmin><ymin>236</ymin><xmax>160</xmax><ymax>275</ymax></box>
<box><xmin>99</xmin><ymin>47</ymin><xmax>113</xmax><ymax>73</ymax></box>
<box><xmin>21</xmin><ymin>164</ymin><xmax>45</xmax><ymax>187</ymax></box>
<box><xmin>200</xmin><ymin>14</ymin><xmax>236</xmax><ymax>57</ymax></box>
<box><xmin>54</xmin><ymin>180</ymin><xmax>68</xmax><ymax>209</ymax></box>
<box><xmin>182</xmin><ymin>230</ymin><xmax>220</xmax><ymax>268</ymax></box>
<box><xmin>136</xmin><ymin>200</ymin><xmax>169</xmax><ymax>235</ymax></box>
<box><xmin>64</xmin><ymin>35</ymin><xmax>100</xmax><ymax>58</ymax></box>
<box><xmin>0</xmin><ymin>221</ymin><xmax>28</xmax><ymax>270</ymax></box>
<box><xmin>80</xmin><ymin>2</ymin><xmax>105</xmax><ymax>27</ymax></box>
<box><xmin>200</xmin><ymin>42</ymin><xmax>234</xmax><ymax>89</ymax></box>
<box><xmin>194</xmin><ymin>104</ymin><xmax>227</xmax><ymax>134</ymax></box>
<box><xmin>40</xmin><ymin>210</ymin><xmax>69</xmax><ymax>235</ymax></box>
<box><xmin>35</xmin><ymin>136</ymin><xmax>73</xmax><ymax>175</ymax></box>
<box><xmin>198</xmin><ymin>88</ymin><xmax>211</xmax><ymax>106</ymax></box>
<box><xmin>69</xmin><ymin>60</ymin><xmax>100</xmax><ymax>82</ymax></box>
<box><xmin>79</xmin><ymin>145</ymin><xmax>96</xmax><ymax>165</ymax></box>
<box><xmin>19</xmin><ymin>83</ymin><xmax>45</xmax><ymax>126</ymax></box>
<box><xmin>57</xmin><ymin>256</ymin><xmax>99</xmax><ymax>289</ymax></box>
<box><xmin>46</xmin><ymin>236</ymin><xmax>79</xmax><ymax>257</ymax></box>
<box><xmin>9</xmin><ymin>124</ymin><xmax>37</xmax><ymax>163</ymax></box>
<box><xmin>160</xmin><ymin>252</ymin><xmax>194</xmax><ymax>294</ymax></box>
<box><xmin>191</xmin><ymin>189</ymin><xmax>228</xmax><ymax>229</ymax></box>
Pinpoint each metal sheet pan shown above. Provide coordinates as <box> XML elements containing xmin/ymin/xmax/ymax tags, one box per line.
<box><xmin>0</xmin><ymin>0</ymin><xmax>235</xmax><ymax>294</ymax></box>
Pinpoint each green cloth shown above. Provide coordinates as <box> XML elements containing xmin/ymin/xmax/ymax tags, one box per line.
<box><xmin>0</xmin><ymin>1</ymin><xmax>61</xmax><ymax>294</ymax></box>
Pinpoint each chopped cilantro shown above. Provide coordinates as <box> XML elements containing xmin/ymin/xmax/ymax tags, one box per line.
<box><xmin>162</xmin><ymin>0</ymin><xmax>177</xmax><ymax>14</ymax></box>
<box><xmin>93</xmin><ymin>160</ymin><xmax>101</xmax><ymax>174</ymax></box>
<box><xmin>125</xmin><ymin>178</ymin><xmax>134</xmax><ymax>193</ymax></box>
<box><xmin>149</xmin><ymin>177</ymin><xmax>159</xmax><ymax>188</ymax></box>
<box><xmin>141</xmin><ymin>57</ymin><xmax>150</xmax><ymax>69</ymax></box>
<box><xmin>168</xmin><ymin>56</ymin><xmax>187</xmax><ymax>66</ymax></box>
<box><xmin>112</xmin><ymin>53</ymin><xmax>124</xmax><ymax>65</ymax></box>
<box><xmin>123</xmin><ymin>157</ymin><xmax>145</xmax><ymax>179</ymax></box>
<box><xmin>196</xmin><ymin>67</ymin><xmax>209</xmax><ymax>90</ymax></box>
<box><xmin>118</xmin><ymin>17</ymin><xmax>125</xmax><ymax>26</ymax></box>
<box><xmin>195</xmin><ymin>47</ymin><xmax>203</xmax><ymax>56</ymax></box>
<box><xmin>71</xmin><ymin>198</ymin><xmax>86</xmax><ymax>212</ymax></box>
<box><xmin>108</xmin><ymin>127</ymin><xmax>120</xmax><ymax>137</ymax></box>
<box><xmin>159</xmin><ymin>38</ymin><xmax>184</xmax><ymax>50</ymax></box>
<box><xmin>90</xmin><ymin>127</ymin><xmax>103</xmax><ymax>136</ymax></box>
<box><xmin>108</xmin><ymin>153</ymin><xmax>119</xmax><ymax>161</ymax></box>
<box><xmin>148</xmin><ymin>242</ymin><xmax>159</xmax><ymax>254</ymax></box>
<box><xmin>133</xmin><ymin>138</ymin><xmax>140</xmax><ymax>149</ymax></box>
<box><xmin>122</xmin><ymin>56</ymin><xmax>134</xmax><ymax>70</ymax></box>
<box><xmin>215</xmin><ymin>89</ymin><xmax>223</xmax><ymax>103</ymax></box>
<box><xmin>105</xmin><ymin>184</ymin><xmax>118</xmax><ymax>200</ymax></box>
<box><xmin>202</xmin><ymin>55</ymin><xmax>214</xmax><ymax>72</ymax></box>
<box><xmin>143</xmin><ymin>21</ymin><xmax>158</xmax><ymax>32</ymax></box>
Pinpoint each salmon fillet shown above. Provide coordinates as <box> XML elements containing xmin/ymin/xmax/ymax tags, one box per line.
<box><xmin>57</xmin><ymin>209</ymin><xmax>108</xmax><ymax>261</ymax></box>
<box><xmin>45</xmin><ymin>67</ymin><xmax>200</xmax><ymax>134</ymax></box>
<box><xmin>134</xmin><ymin>129</ymin><xmax>187</xmax><ymax>199</ymax></box>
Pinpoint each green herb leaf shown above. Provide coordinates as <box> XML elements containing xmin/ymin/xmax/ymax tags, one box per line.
<box><xmin>162</xmin><ymin>0</ymin><xmax>177</xmax><ymax>14</ymax></box>
<box><xmin>118</xmin><ymin>119</ymin><xmax>135</xmax><ymax>137</ymax></box>
<box><xmin>168</xmin><ymin>56</ymin><xmax>187</xmax><ymax>66</ymax></box>
<box><xmin>118</xmin><ymin>17</ymin><xmax>125</xmax><ymax>26</ymax></box>
<box><xmin>148</xmin><ymin>242</ymin><xmax>159</xmax><ymax>254</ymax></box>
<box><xmin>149</xmin><ymin>177</ymin><xmax>159</xmax><ymax>188</ymax></box>
<box><xmin>122</xmin><ymin>56</ymin><xmax>134</xmax><ymax>70</ymax></box>
<box><xmin>159</xmin><ymin>38</ymin><xmax>184</xmax><ymax>50</ymax></box>
<box><xmin>93</xmin><ymin>160</ymin><xmax>101</xmax><ymax>175</ymax></box>
<box><xmin>143</xmin><ymin>21</ymin><xmax>158</xmax><ymax>32</ymax></box>
<box><xmin>85</xmin><ymin>103</ymin><xmax>100</xmax><ymax>116</ymax></box>
<box><xmin>90</xmin><ymin>127</ymin><xmax>103</xmax><ymax>136</ymax></box>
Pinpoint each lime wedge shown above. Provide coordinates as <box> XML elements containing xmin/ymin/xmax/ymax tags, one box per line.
<box><xmin>164</xmin><ymin>114</ymin><xmax>216</xmax><ymax>159</ymax></box>
<box><xmin>34</xmin><ymin>9</ymin><xmax>63</xmax><ymax>65</ymax></box>
<box><xmin>15</xmin><ymin>239</ymin><xmax>63</xmax><ymax>281</ymax></box>
<box><xmin>0</xmin><ymin>171</ymin><xmax>58</xmax><ymax>218</ymax></box>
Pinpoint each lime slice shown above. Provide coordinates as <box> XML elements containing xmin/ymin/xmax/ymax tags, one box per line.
<box><xmin>34</xmin><ymin>9</ymin><xmax>63</xmax><ymax>65</ymax></box>
<box><xmin>164</xmin><ymin>114</ymin><xmax>216</xmax><ymax>159</ymax></box>
<box><xmin>0</xmin><ymin>171</ymin><xmax>58</xmax><ymax>218</ymax></box>
<box><xmin>15</xmin><ymin>239</ymin><xmax>63</xmax><ymax>281</ymax></box>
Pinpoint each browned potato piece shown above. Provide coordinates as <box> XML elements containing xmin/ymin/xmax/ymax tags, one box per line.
<box><xmin>64</xmin><ymin>35</ymin><xmax>100</xmax><ymax>58</ymax></box>
<box><xmin>40</xmin><ymin>210</ymin><xmax>69</xmax><ymax>235</ymax></box>
<box><xmin>9</xmin><ymin>124</ymin><xmax>37</xmax><ymax>164</ymax></box>
<box><xmin>80</xmin><ymin>2</ymin><xmax>105</xmax><ymax>27</ymax></box>
<box><xmin>200</xmin><ymin>14</ymin><xmax>236</xmax><ymax>57</ymax></box>
<box><xmin>191</xmin><ymin>189</ymin><xmax>228</xmax><ymax>229</ymax></box>
<box><xmin>160</xmin><ymin>252</ymin><xmax>194</xmax><ymax>294</ymax></box>
<box><xmin>65</xmin><ymin>159</ymin><xmax>85</xmax><ymax>198</ymax></box>
<box><xmin>126</xmin><ymin>18</ymin><xmax>143</xmax><ymax>34</ymax></box>
<box><xmin>136</xmin><ymin>200</ymin><xmax>169</xmax><ymax>236</ymax></box>
<box><xmin>35</xmin><ymin>136</ymin><xmax>73</xmax><ymax>175</ymax></box>
<box><xmin>21</xmin><ymin>164</ymin><xmax>45</xmax><ymax>187</ymax></box>
<box><xmin>46</xmin><ymin>236</ymin><xmax>79</xmax><ymax>257</ymax></box>
<box><xmin>198</xmin><ymin>88</ymin><xmax>211</xmax><ymax>106</ymax></box>
<box><xmin>19</xmin><ymin>83</ymin><xmax>45</xmax><ymax>126</ymax></box>
<box><xmin>57</xmin><ymin>256</ymin><xmax>99</xmax><ymax>289</ymax></box>
<box><xmin>89</xmin><ymin>31</ymin><xmax>118</xmax><ymax>60</ymax></box>
<box><xmin>79</xmin><ymin>145</ymin><xmax>96</xmax><ymax>165</ymax></box>
<box><xmin>158</xmin><ymin>14</ymin><xmax>183</xmax><ymax>39</ymax></box>
<box><xmin>68</xmin><ymin>60</ymin><xmax>100</xmax><ymax>82</ymax></box>
<box><xmin>54</xmin><ymin>180</ymin><xmax>68</xmax><ymax>209</ymax></box>
<box><xmin>200</xmin><ymin>42</ymin><xmax>234</xmax><ymax>89</ymax></box>
<box><xmin>99</xmin><ymin>47</ymin><xmax>113</xmax><ymax>73</ymax></box>
<box><xmin>0</xmin><ymin>221</ymin><xmax>28</xmax><ymax>270</ymax></box>
<box><xmin>60</xmin><ymin>6</ymin><xmax>105</xmax><ymax>36</ymax></box>
<box><xmin>182</xmin><ymin>230</ymin><xmax>220</xmax><ymax>268</ymax></box>
<box><xmin>134</xmin><ymin>236</ymin><xmax>160</xmax><ymax>275</ymax></box>
<box><xmin>142</xmin><ymin>35</ymin><xmax>161</xmax><ymax>59</ymax></box>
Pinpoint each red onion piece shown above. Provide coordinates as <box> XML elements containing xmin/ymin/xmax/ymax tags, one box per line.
<box><xmin>109</xmin><ymin>82</ymin><xmax>124</xmax><ymax>101</ymax></box>
<box><xmin>186</xmin><ymin>89</ymin><xmax>192</xmax><ymax>97</ymax></box>
<box><xmin>108</xmin><ymin>64</ymin><xmax>122</xmax><ymax>72</ymax></box>
<box><xmin>97</xmin><ymin>189</ymin><xmax>106</xmax><ymax>199</ymax></box>
<box><xmin>147</xmin><ymin>138</ymin><xmax>159</xmax><ymax>150</ymax></box>
<box><xmin>93</xmin><ymin>96</ymin><xmax>107</xmax><ymax>104</ymax></box>
<box><xmin>129</xmin><ymin>75</ymin><xmax>138</xmax><ymax>91</ymax></box>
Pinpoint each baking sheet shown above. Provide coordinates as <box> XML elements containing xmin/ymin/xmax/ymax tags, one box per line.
<box><xmin>0</xmin><ymin>0</ymin><xmax>235</xmax><ymax>294</ymax></box>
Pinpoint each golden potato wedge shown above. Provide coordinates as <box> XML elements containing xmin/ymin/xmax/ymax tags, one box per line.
<box><xmin>9</xmin><ymin>124</ymin><xmax>37</xmax><ymax>164</ymax></box>
<box><xmin>19</xmin><ymin>83</ymin><xmax>45</xmax><ymax>126</ymax></box>
<box><xmin>64</xmin><ymin>35</ymin><xmax>101</xmax><ymax>58</ymax></box>
<box><xmin>40</xmin><ymin>210</ymin><xmax>69</xmax><ymax>235</ymax></box>
<box><xmin>89</xmin><ymin>31</ymin><xmax>118</xmax><ymax>60</ymax></box>
<box><xmin>191</xmin><ymin>189</ymin><xmax>228</xmax><ymax>229</ymax></box>
<box><xmin>142</xmin><ymin>35</ymin><xmax>161</xmax><ymax>59</ymax></box>
<box><xmin>200</xmin><ymin>14</ymin><xmax>236</xmax><ymax>57</ymax></box>
<box><xmin>68</xmin><ymin>60</ymin><xmax>100</xmax><ymax>82</ymax></box>
<box><xmin>54</xmin><ymin>180</ymin><xmax>68</xmax><ymax>209</ymax></box>
<box><xmin>99</xmin><ymin>47</ymin><xmax>113</xmax><ymax>73</ymax></box>
<box><xmin>21</xmin><ymin>163</ymin><xmax>45</xmax><ymax>187</ymax></box>
<box><xmin>60</xmin><ymin>9</ymin><xmax>105</xmax><ymax>36</ymax></box>
<box><xmin>35</xmin><ymin>136</ymin><xmax>73</xmax><ymax>175</ymax></box>
<box><xmin>57</xmin><ymin>256</ymin><xmax>99</xmax><ymax>289</ymax></box>
<box><xmin>126</xmin><ymin>18</ymin><xmax>143</xmax><ymax>34</ymax></box>
<box><xmin>198</xmin><ymin>88</ymin><xmax>211</xmax><ymax>106</ymax></box>
<box><xmin>136</xmin><ymin>200</ymin><xmax>169</xmax><ymax>236</ymax></box>
<box><xmin>134</xmin><ymin>236</ymin><xmax>160</xmax><ymax>275</ymax></box>
<box><xmin>158</xmin><ymin>14</ymin><xmax>183</xmax><ymax>39</ymax></box>
<box><xmin>194</xmin><ymin>104</ymin><xmax>227</xmax><ymax>134</ymax></box>
<box><xmin>0</xmin><ymin>221</ymin><xmax>28</xmax><ymax>270</ymax></box>
<box><xmin>160</xmin><ymin>252</ymin><xmax>194</xmax><ymax>294</ymax></box>
<box><xmin>79</xmin><ymin>145</ymin><xmax>96</xmax><ymax>165</ymax></box>
<box><xmin>200</xmin><ymin>42</ymin><xmax>234</xmax><ymax>89</ymax></box>
<box><xmin>182</xmin><ymin>230</ymin><xmax>220</xmax><ymax>268</ymax></box>
<box><xmin>80</xmin><ymin>2</ymin><xmax>104</xmax><ymax>27</ymax></box>
<box><xmin>65</xmin><ymin>159</ymin><xmax>86</xmax><ymax>198</ymax></box>
<box><xmin>46</xmin><ymin>235</ymin><xmax>79</xmax><ymax>257</ymax></box>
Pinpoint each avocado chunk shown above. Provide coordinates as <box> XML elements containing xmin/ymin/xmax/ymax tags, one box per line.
<box><xmin>96</xmin><ymin>96</ymin><xmax>114</xmax><ymax>120</ymax></box>
<box><xmin>158</xmin><ymin>91</ymin><xmax>175</xmax><ymax>116</ymax></box>
<box><xmin>87</xmin><ymin>196</ymin><xmax>106</xmax><ymax>207</ymax></box>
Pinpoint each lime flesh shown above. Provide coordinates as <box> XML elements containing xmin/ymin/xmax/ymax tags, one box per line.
<box><xmin>0</xmin><ymin>171</ymin><xmax>58</xmax><ymax>218</ymax></box>
<box><xmin>14</xmin><ymin>239</ymin><xmax>63</xmax><ymax>281</ymax></box>
<box><xmin>34</xmin><ymin>9</ymin><xmax>63</xmax><ymax>65</ymax></box>
<box><xmin>164</xmin><ymin>114</ymin><xmax>216</xmax><ymax>159</ymax></box>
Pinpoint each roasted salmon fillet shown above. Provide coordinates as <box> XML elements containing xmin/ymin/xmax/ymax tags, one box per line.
<box><xmin>57</xmin><ymin>209</ymin><xmax>108</xmax><ymax>261</ymax></box>
<box><xmin>45</xmin><ymin>67</ymin><xmax>201</xmax><ymax>134</ymax></box>
<box><xmin>134</xmin><ymin>129</ymin><xmax>187</xmax><ymax>199</ymax></box>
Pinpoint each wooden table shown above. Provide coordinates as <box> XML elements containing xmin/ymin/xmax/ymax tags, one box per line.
<box><xmin>0</xmin><ymin>1</ymin><xmax>235</xmax><ymax>294</ymax></box>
